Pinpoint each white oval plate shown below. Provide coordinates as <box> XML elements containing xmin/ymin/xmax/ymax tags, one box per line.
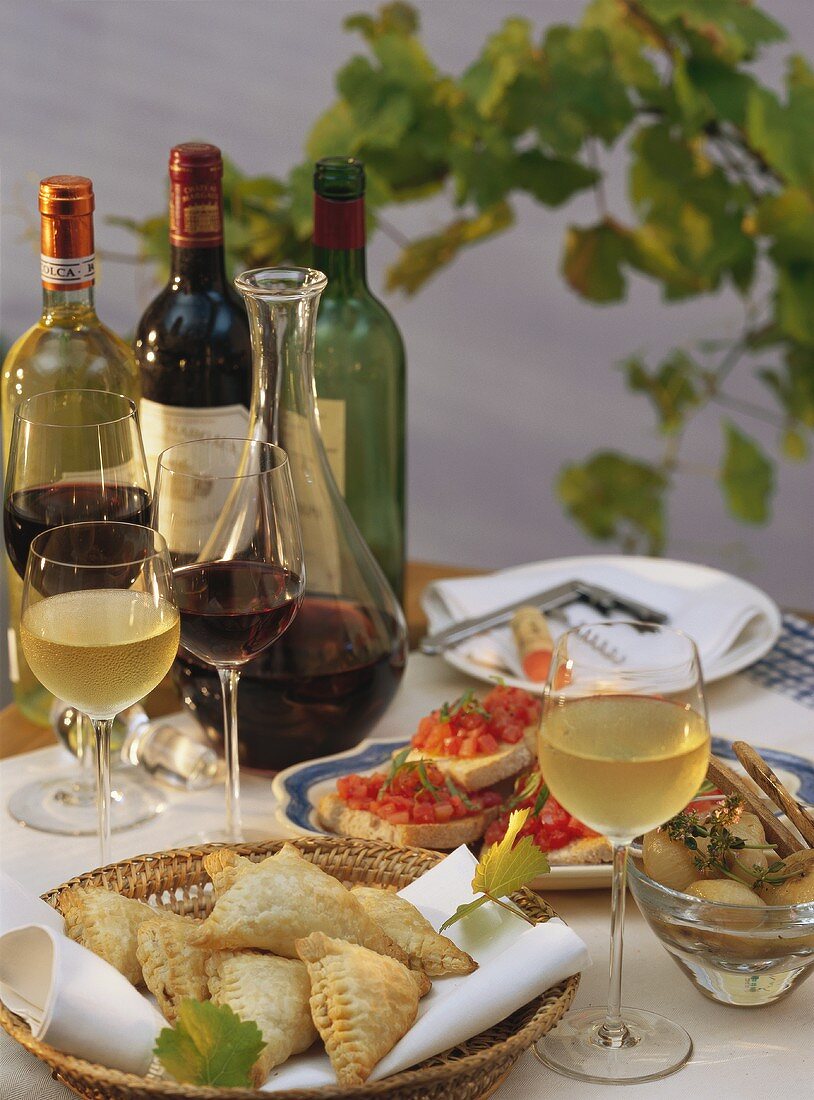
<box><xmin>436</xmin><ymin>555</ymin><xmax>781</xmax><ymax>691</ymax></box>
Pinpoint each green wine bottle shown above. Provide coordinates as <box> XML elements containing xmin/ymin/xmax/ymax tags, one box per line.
<box><xmin>312</xmin><ymin>157</ymin><xmax>406</xmax><ymax>602</ymax></box>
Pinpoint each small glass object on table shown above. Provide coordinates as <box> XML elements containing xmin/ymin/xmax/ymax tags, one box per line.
<box><xmin>3</xmin><ymin>388</ymin><xmax>165</xmax><ymax>834</ymax></box>
<box><xmin>534</xmin><ymin>622</ymin><xmax>711</xmax><ymax>1084</ymax></box>
<box><xmin>151</xmin><ymin>437</ymin><xmax>304</xmax><ymax>842</ymax></box>
<box><xmin>20</xmin><ymin>522</ymin><xmax>180</xmax><ymax>865</ymax></box>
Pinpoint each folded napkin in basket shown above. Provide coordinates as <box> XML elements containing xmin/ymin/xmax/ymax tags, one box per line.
<box><xmin>0</xmin><ymin>871</ymin><xmax>164</xmax><ymax>1077</ymax></box>
<box><xmin>423</xmin><ymin>560</ymin><xmax>774</xmax><ymax>678</ymax></box>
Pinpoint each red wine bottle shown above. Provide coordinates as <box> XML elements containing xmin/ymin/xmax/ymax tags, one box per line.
<box><xmin>134</xmin><ymin>143</ymin><xmax>252</xmax><ymax>483</ymax></box>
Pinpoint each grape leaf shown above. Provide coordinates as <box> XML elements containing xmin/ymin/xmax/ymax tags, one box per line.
<box><xmin>154</xmin><ymin>1000</ymin><xmax>264</xmax><ymax>1088</ymax></box>
<box><xmin>562</xmin><ymin>220</ymin><xmax>630</xmax><ymax>303</ymax></box>
<box><xmin>439</xmin><ymin>808</ymin><xmax>549</xmax><ymax>932</ymax></box>
<box><xmin>621</xmin><ymin>350</ymin><xmax>702</xmax><ymax>433</ymax></box>
<box><xmin>557</xmin><ymin>451</ymin><xmax>667</xmax><ymax>554</ymax></box>
<box><xmin>474</xmin><ymin>807</ymin><xmax>550</xmax><ymax>897</ymax></box>
<box><xmin>720</xmin><ymin>421</ymin><xmax>774</xmax><ymax>524</ymax></box>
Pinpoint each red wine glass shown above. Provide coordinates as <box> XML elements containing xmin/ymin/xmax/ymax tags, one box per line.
<box><xmin>2</xmin><ymin>388</ymin><xmax>165</xmax><ymax>834</ymax></box>
<box><xmin>151</xmin><ymin>437</ymin><xmax>304</xmax><ymax>841</ymax></box>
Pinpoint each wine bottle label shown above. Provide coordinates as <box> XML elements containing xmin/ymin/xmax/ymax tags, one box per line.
<box><xmin>7</xmin><ymin>626</ymin><xmax>20</xmax><ymax>684</ymax></box>
<box><xmin>40</xmin><ymin>253</ymin><xmax>95</xmax><ymax>291</ymax></box>
<box><xmin>315</xmin><ymin>397</ymin><xmax>346</xmax><ymax>495</ymax></box>
<box><xmin>170</xmin><ymin>177</ymin><xmax>223</xmax><ymax>247</ymax></box>
<box><xmin>280</xmin><ymin>408</ymin><xmax>343</xmax><ymax>593</ymax></box>
<box><xmin>139</xmin><ymin>398</ymin><xmax>249</xmax><ymax>489</ymax></box>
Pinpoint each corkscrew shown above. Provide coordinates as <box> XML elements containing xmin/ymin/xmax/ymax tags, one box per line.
<box><xmin>575</xmin><ymin>626</ymin><xmax>626</xmax><ymax>665</ymax></box>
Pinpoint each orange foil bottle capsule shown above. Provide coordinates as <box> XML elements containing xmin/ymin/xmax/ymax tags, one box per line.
<box><xmin>39</xmin><ymin>176</ymin><xmax>96</xmax><ymax>292</ymax></box>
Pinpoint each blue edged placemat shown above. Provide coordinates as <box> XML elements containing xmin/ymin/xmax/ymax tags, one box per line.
<box><xmin>742</xmin><ymin>614</ymin><xmax>814</xmax><ymax>708</ymax></box>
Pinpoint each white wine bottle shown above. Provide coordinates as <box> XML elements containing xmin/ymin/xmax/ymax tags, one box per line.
<box><xmin>1</xmin><ymin>177</ymin><xmax>139</xmax><ymax>724</ymax></box>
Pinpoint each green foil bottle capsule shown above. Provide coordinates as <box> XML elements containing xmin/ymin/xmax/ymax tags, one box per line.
<box><xmin>312</xmin><ymin>157</ymin><xmax>406</xmax><ymax>602</ymax></box>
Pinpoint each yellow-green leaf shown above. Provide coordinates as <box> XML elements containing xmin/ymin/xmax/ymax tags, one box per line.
<box><xmin>473</xmin><ymin>808</ymin><xmax>550</xmax><ymax>897</ymax></box>
<box><xmin>720</xmin><ymin>421</ymin><xmax>774</xmax><ymax>524</ymax></box>
<box><xmin>154</xmin><ymin>1000</ymin><xmax>264</xmax><ymax>1088</ymax></box>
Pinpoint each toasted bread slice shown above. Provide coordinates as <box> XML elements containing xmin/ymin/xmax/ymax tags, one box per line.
<box><xmin>547</xmin><ymin>834</ymin><xmax>612</xmax><ymax>866</ymax></box>
<box><xmin>402</xmin><ymin>727</ymin><xmax>535</xmax><ymax>792</ymax></box>
<box><xmin>479</xmin><ymin>832</ymin><xmax>611</xmax><ymax>879</ymax></box>
<box><xmin>318</xmin><ymin>793</ymin><xmax>499</xmax><ymax>849</ymax></box>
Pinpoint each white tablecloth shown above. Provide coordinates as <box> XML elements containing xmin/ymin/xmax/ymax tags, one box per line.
<box><xmin>1</xmin><ymin>654</ymin><xmax>813</xmax><ymax>1098</ymax></box>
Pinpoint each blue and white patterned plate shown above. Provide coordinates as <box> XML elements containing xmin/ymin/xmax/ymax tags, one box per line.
<box><xmin>272</xmin><ymin>736</ymin><xmax>814</xmax><ymax>890</ymax></box>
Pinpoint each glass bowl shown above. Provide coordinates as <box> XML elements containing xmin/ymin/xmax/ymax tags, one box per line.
<box><xmin>628</xmin><ymin>855</ymin><xmax>814</xmax><ymax>1006</ymax></box>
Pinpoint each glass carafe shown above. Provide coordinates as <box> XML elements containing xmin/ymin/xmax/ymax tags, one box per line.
<box><xmin>173</xmin><ymin>267</ymin><xmax>407</xmax><ymax>771</ymax></box>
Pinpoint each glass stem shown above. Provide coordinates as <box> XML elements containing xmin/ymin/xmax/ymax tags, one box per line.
<box><xmin>218</xmin><ymin>667</ymin><xmax>243</xmax><ymax>843</ymax></box>
<box><xmin>92</xmin><ymin>717</ymin><xmax>113</xmax><ymax>867</ymax></box>
<box><xmin>596</xmin><ymin>842</ymin><xmax>636</xmax><ymax>1048</ymax></box>
<box><xmin>77</xmin><ymin>712</ymin><xmax>94</xmax><ymax>776</ymax></box>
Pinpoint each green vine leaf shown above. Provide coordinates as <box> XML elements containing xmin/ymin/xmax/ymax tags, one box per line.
<box><xmin>562</xmin><ymin>219</ymin><xmax>630</xmax><ymax>303</ymax></box>
<box><xmin>385</xmin><ymin>201</ymin><xmax>514</xmax><ymax>294</ymax></box>
<box><xmin>621</xmin><ymin>350</ymin><xmax>702</xmax><ymax>433</ymax></box>
<box><xmin>720</xmin><ymin>421</ymin><xmax>774</xmax><ymax>524</ymax></box>
<box><xmin>557</xmin><ymin>452</ymin><xmax>668</xmax><ymax>554</ymax></box>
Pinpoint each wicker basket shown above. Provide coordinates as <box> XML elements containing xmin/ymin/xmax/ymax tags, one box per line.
<box><xmin>0</xmin><ymin>836</ymin><xmax>579</xmax><ymax>1099</ymax></box>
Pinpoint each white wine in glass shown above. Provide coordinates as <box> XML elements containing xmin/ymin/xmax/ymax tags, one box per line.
<box><xmin>21</xmin><ymin>522</ymin><xmax>179</xmax><ymax>865</ymax></box>
<box><xmin>22</xmin><ymin>590</ymin><xmax>179</xmax><ymax>719</ymax></box>
<box><xmin>538</xmin><ymin>695</ymin><xmax>709</xmax><ymax>841</ymax></box>
<box><xmin>535</xmin><ymin>623</ymin><xmax>710</xmax><ymax>1086</ymax></box>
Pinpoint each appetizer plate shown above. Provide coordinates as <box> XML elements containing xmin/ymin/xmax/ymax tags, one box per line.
<box><xmin>435</xmin><ymin>555</ymin><xmax>781</xmax><ymax>690</ymax></box>
<box><xmin>273</xmin><ymin>737</ymin><xmax>814</xmax><ymax>891</ymax></box>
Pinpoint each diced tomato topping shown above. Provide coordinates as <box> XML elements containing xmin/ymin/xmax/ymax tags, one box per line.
<box><xmin>408</xmin><ymin>685</ymin><xmax>541</xmax><ymax>759</ymax></box>
<box><xmin>483</xmin><ymin>767</ymin><xmax>599</xmax><ymax>853</ymax></box>
<box><xmin>333</xmin><ymin>759</ymin><xmax>503</xmax><ymax>825</ymax></box>
<box><xmin>477</xmin><ymin>732</ymin><xmax>499</xmax><ymax>755</ymax></box>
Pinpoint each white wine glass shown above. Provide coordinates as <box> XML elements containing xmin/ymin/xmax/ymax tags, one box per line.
<box><xmin>534</xmin><ymin>622</ymin><xmax>710</xmax><ymax>1084</ymax></box>
<box><xmin>151</xmin><ymin>438</ymin><xmax>304</xmax><ymax>843</ymax></box>
<box><xmin>20</xmin><ymin>522</ymin><xmax>180</xmax><ymax>865</ymax></box>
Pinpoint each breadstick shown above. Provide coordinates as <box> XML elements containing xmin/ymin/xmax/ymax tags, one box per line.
<box><xmin>511</xmin><ymin>607</ymin><xmax>553</xmax><ymax>682</ymax></box>
<box><xmin>706</xmin><ymin>756</ymin><xmax>802</xmax><ymax>856</ymax></box>
<box><xmin>733</xmin><ymin>742</ymin><xmax>814</xmax><ymax>848</ymax></box>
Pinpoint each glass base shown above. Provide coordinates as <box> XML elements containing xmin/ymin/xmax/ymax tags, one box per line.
<box><xmin>534</xmin><ymin>1007</ymin><xmax>692</xmax><ymax>1085</ymax></box>
<box><xmin>7</xmin><ymin>770</ymin><xmax>166</xmax><ymax>835</ymax></box>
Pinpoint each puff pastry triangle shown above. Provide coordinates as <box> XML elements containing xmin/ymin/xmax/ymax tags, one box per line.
<box><xmin>137</xmin><ymin>917</ymin><xmax>210</xmax><ymax>1023</ymax></box>
<box><xmin>195</xmin><ymin>844</ymin><xmax>407</xmax><ymax>963</ymax></box>
<box><xmin>351</xmin><ymin>886</ymin><xmax>477</xmax><ymax>977</ymax></box>
<box><xmin>206</xmin><ymin>951</ymin><xmax>317</xmax><ymax>1086</ymax></box>
<box><xmin>296</xmin><ymin>931</ymin><xmax>421</xmax><ymax>1086</ymax></box>
<box><xmin>60</xmin><ymin>886</ymin><xmax>182</xmax><ymax>986</ymax></box>
<box><xmin>203</xmin><ymin>848</ymin><xmax>254</xmax><ymax>897</ymax></box>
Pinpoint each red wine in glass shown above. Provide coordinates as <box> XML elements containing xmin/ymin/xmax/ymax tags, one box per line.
<box><xmin>4</xmin><ymin>483</ymin><xmax>152</xmax><ymax>579</ymax></box>
<box><xmin>173</xmin><ymin>560</ymin><xmax>302</xmax><ymax>667</ymax></box>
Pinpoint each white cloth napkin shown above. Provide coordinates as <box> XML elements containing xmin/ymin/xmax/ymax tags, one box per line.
<box><xmin>422</xmin><ymin>559</ymin><xmax>777</xmax><ymax>680</ymax></box>
<box><xmin>262</xmin><ymin>846</ymin><xmax>589</xmax><ymax>1090</ymax></box>
<box><xmin>0</xmin><ymin>873</ymin><xmax>165</xmax><ymax>1077</ymax></box>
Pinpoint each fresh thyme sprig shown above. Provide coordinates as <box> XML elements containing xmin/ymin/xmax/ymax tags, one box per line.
<box><xmin>664</xmin><ymin>797</ymin><xmax>804</xmax><ymax>887</ymax></box>
<box><xmin>438</xmin><ymin>689</ymin><xmax>491</xmax><ymax>723</ymax></box>
<box><xmin>379</xmin><ymin>748</ymin><xmax>478</xmax><ymax>809</ymax></box>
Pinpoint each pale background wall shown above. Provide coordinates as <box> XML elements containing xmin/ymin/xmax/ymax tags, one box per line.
<box><xmin>2</xmin><ymin>1</ymin><xmax>813</xmax><ymax>707</ymax></box>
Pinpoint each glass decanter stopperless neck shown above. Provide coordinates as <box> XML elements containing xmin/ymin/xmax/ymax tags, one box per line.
<box><xmin>171</xmin><ymin>268</ymin><xmax>407</xmax><ymax>773</ymax></box>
